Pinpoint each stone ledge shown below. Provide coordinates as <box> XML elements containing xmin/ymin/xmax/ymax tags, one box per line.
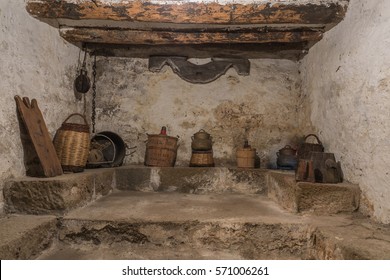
<box><xmin>267</xmin><ymin>170</ymin><xmax>361</xmax><ymax>214</ymax></box>
<box><xmin>115</xmin><ymin>166</ymin><xmax>267</xmax><ymax>194</ymax></box>
<box><xmin>4</xmin><ymin>169</ymin><xmax>115</xmax><ymax>215</ymax></box>
<box><xmin>0</xmin><ymin>215</ymin><xmax>57</xmax><ymax>259</ymax></box>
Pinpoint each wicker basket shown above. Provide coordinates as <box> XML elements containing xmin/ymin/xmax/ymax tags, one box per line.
<box><xmin>53</xmin><ymin>113</ymin><xmax>90</xmax><ymax>172</ymax></box>
<box><xmin>190</xmin><ymin>150</ymin><xmax>214</xmax><ymax>167</ymax></box>
<box><xmin>297</xmin><ymin>134</ymin><xmax>324</xmax><ymax>160</ymax></box>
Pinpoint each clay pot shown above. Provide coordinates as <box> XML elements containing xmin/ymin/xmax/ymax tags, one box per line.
<box><xmin>191</xmin><ymin>129</ymin><xmax>213</xmax><ymax>151</ymax></box>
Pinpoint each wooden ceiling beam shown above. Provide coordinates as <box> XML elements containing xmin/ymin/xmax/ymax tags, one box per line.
<box><xmin>27</xmin><ymin>0</ymin><xmax>348</xmax><ymax>25</ymax></box>
<box><xmin>60</xmin><ymin>27</ymin><xmax>323</xmax><ymax>45</ymax></box>
<box><xmin>83</xmin><ymin>42</ymin><xmax>313</xmax><ymax>60</ymax></box>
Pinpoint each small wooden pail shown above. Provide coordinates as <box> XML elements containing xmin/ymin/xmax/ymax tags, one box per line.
<box><xmin>236</xmin><ymin>147</ymin><xmax>256</xmax><ymax>168</ymax></box>
<box><xmin>144</xmin><ymin>134</ymin><xmax>178</xmax><ymax>167</ymax></box>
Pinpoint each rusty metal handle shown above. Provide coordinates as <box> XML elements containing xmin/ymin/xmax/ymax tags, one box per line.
<box><xmin>304</xmin><ymin>134</ymin><xmax>322</xmax><ymax>145</ymax></box>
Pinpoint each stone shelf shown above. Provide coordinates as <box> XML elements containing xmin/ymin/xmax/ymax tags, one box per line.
<box><xmin>4</xmin><ymin>169</ymin><xmax>115</xmax><ymax>215</ymax></box>
<box><xmin>267</xmin><ymin>170</ymin><xmax>361</xmax><ymax>214</ymax></box>
<box><xmin>4</xmin><ymin>166</ymin><xmax>360</xmax><ymax>215</ymax></box>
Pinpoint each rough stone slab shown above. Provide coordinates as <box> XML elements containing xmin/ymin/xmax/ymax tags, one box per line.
<box><xmin>267</xmin><ymin>170</ymin><xmax>361</xmax><ymax>214</ymax></box>
<box><xmin>4</xmin><ymin>169</ymin><xmax>115</xmax><ymax>215</ymax></box>
<box><xmin>64</xmin><ymin>191</ymin><xmax>299</xmax><ymax>224</ymax></box>
<box><xmin>308</xmin><ymin>219</ymin><xmax>390</xmax><ymax>260</ymax></box>
<box><xmin>115</xmin><ymin>166</ymin><xmax>151</xmax><ymax>191</ymax></box>
<box><xmin>115</xmin><ymin>166</ymin><xmax>267</xmax><ymax>194</ymax></box>
<box><xmin>44</xmin><ymin>191</ymin><xmax>390</xmax><ymax>260</ymax></box>
<box><xmin>0</xmin><ymin>215</ymin><xmax>57</xmax><ymax>259</ymax></box>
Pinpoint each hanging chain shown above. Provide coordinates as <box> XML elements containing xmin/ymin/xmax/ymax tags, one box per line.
<box><xmin>76</xmin><ymin>48</ymin><xmax>82</xmax><ymax>72</ymax></box>
<box><xmin>91</xmin><ymin>54</ymin><xmax>97</xmax><ymax>133</ymax></box>
<box><xmin>83</xmin><ymin>89</ymin><xmax>87</xmax><ymax>116</ymax></box>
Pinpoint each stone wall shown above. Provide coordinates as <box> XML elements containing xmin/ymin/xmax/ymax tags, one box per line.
<box><xmin>93</xmin><ymin>57</ymin><xmax>307</xmax><ymax>168</ymax></box>
<box><xmin>300</xmin><ymin>0</ymin><xmax>390</xmax><ymax>223</ymax></box>
<box><xmin>0</xmin><ymin>1</ymin><xmax>80</xmax><ymax>213</ymax></box>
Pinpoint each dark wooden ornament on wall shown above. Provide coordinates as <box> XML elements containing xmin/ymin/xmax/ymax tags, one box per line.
<box><xmin>149</xmin><ymin>56</ymin><xmax>250</xmax><ymax>84</ymax></box>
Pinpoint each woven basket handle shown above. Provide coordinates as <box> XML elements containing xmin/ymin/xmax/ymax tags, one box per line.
<box><xmin>63</xmin><ymin>113</ymin><xmax>89</xmax><ymax>125</ymax></box>
<box><xmin>304</xmin><ymin>134</ymin><xmax>322</xmax><ymax>145</ymax></box>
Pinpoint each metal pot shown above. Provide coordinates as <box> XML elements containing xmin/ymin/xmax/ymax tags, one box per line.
<box><xmin>191</xmin><ymin>138</ymin><xmax>212</xmax><ymax>151</ymax></box>
<box><xmin>277</xmin><ymin>154</ymin><xmax>298</xmax><ymax>170</ymax></box>
<box><xmin>87</xmin><ymin>131</ymin><xmax>127</xmax><ymax>168</ymax></box>
<box><xmin>193</xmin><ymin>129</ymin><xmax>211</xmax><ymax>140</ymax></box>
<box><xmin>277</xmin><ymin>145</ymin><xmax>296</xmax><ymax>157</ymax></box>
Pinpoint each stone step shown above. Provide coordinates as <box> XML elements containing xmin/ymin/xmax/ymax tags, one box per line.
<box><xmin>1</xmin><ymin>191</ymin><xmax>390</xmax><ymax>260</ymax></box>
<box><xmin>37</xmin><ymin>191</ymin><xmax>390</xmax><ymax>260</ymax></box>
<box><xmin>3</xmin><ymin>166</ymin><xmax>267</xmax><ymax>215</ymax></box>
<box><xmin>4</xmin><ymin>166</ymin><xmax>360</xmax><ymax>216</ymax></box>
<box><xmin>0</xmin><ymin>214</ymin><xmax>57</xmax><ymax>259</ymax></box>
<box><xmin>4</xmin><ymin>169</ymin><xmax>115</xmax><ymax>215</ymax></box>
<box><xmin>267</xmin><ymin>170</ymin><xmax>361</xmax><ymax>214</ymax></box>
<box><xmin>40</xmin><ymin>191</ymin><xmax>315</xmax><ymax>260</ymax></box>
<box><xmin>115</xmin><ymin>166</ymin><xmax>267</xmax><ymax>194</ymax></box>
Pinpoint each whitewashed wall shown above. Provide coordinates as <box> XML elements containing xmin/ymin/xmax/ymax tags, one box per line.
<box><xmin>93</xmin><ymin>57</ymin><xmax>307</xmax><ymax>168</ymax></box>
<box><xmin>0</xmin><ymin>0</ymin><xmax>80</xmax><ymax>213</ymax></box>
<box><xmin>300</xmin><ymin>0</ymin><xmax>390</xmax><ymax>223</ymax></box>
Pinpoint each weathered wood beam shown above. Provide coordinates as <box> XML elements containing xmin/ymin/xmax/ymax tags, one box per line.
<box><xmin>85</xmin><ymin>42</ymin><xmax>312</xmax><ymax>60</ymax></box>
<box><xmin>60</xmin><ymin>28</ymin><xmax>322</xmax><ymax>45</ymax></box>
<box><xmin>27</xmin><ymin>0</ymin><xmax>348</xmax><ymax>25</ymax></box>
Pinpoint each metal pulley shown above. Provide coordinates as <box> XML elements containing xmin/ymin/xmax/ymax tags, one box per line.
<box><xmin>74</xmin><ymin>49</ymin><xmax>91</xmax><ymax>94</ymax></box>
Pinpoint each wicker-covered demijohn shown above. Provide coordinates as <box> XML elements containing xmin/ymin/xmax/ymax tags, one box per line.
<box><xmin>53</xmin><ymin>113</ymin><xmax>90</xmax><ymax>173</ymax></box>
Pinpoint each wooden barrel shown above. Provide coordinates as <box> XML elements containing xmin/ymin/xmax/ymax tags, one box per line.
<box><xmin>190</xmin><ymin>150</ymin><xmax>214</xmax><ymax>167</ymax></box>
<box><xmin>236</xmin><ymin>147</ymin><xmax>256</xmax><ymax>168</ymax></box>
<box><xmin>144</xmin><ymin>134</ymin><xmax>178</xmax><ymax>167</ymax></box>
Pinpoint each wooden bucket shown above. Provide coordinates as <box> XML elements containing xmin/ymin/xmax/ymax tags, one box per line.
<box><xmin>144</xmin><ymin>134</ymin><xmax>178</xmax><ymax>167</ymax></box>
<box><xmin>236</xmin><ymin>147</ymin><xmax>256</xmax><ymax>168</ymax></box>
<box><xmin>190</xmin><ymin>150</ymin><xmax>214</xmax><ymax>167</ymax></box>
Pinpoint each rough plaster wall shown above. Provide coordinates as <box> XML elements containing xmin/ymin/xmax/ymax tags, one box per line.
<box><xmin>94</xmin><ymin>58</ymin><xmax>307</xmax><ymax>168</ymax></box>
<box><xmin>0</xmin><ymin>1</ymin><xmax>80</xmax><ymax>213</ymax></box>
<box><xmin>300</xmin><ymin>0</ymin><xmax>390</xmax><ymax>223</ymax></box>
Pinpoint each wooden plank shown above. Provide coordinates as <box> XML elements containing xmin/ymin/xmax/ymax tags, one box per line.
<box><xmin>27</xmin><ymin>0</ymin><xmax>348</xmax><ymax>25</ymax></box>
<box><xmin>310</xmin><ymin>152</ymin><xmax>341</xmax><ymax>184</ymax></box>
<box><xmin>15</xmin><ymin>96</ymin><xmax>63</xmax><ymax>177</ymax></box>
<box><xmin>86</xmin><ymin>42</ymin><xmax>312</xmax><ymax>60</ymax></box>
<box><xmin>60</xmin><ymin>27</ymin><xmax>322</xmax><ymax>45</ymax></box>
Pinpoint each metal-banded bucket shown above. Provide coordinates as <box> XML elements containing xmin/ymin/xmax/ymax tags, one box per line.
<box><xmin>236</xmin><ymin>147</ymin><xmax>256</xmax><ymax>168</ymax></box>
<box><xmin>144</xmin><ymin>134</ymin><xmax>178</xmax><ymax>167</ymax></box>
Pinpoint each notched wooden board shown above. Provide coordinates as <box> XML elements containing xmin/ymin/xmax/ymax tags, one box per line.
<box><xmin>15</xmin><ymin>96</ymin><xmax>63</xmax><ymax>177</ymax></box>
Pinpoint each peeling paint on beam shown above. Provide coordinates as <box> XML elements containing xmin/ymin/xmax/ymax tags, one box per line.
<box><xmin>60</xmin><ymin>27</ymin><xmax>322</xmax><ymax>45</ymax></box>
<box><xmin>27</xmin><ymin>0</ymin><xmax>348</xmax><ymax>25</ymax></box>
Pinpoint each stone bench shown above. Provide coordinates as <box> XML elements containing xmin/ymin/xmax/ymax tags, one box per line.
<box><xmin>267</xmin><ymin>170</ymin><xmax>361</xmax><ymax>214</ymax></box>
<box><xmin>4</xmin><ymin>166</ymin><xmax>360</xmax><ymax>215</ymax></box>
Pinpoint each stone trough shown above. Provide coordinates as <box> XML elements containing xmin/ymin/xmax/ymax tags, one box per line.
<box><xmin>1</xmin><ymin>166</ymin><xmax>390</xmax><ymax>260</ymax></box>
